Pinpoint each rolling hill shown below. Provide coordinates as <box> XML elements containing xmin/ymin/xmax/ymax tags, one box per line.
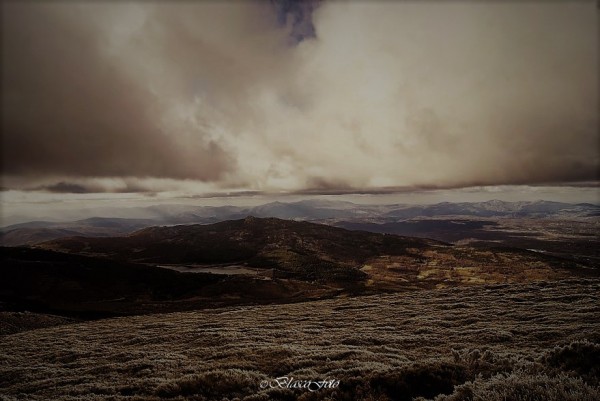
<box><xmin>2</xmin><ymin>217</ymin><xmax>596</xmax><ymax>319</ymax></box>
<box><xmin>2</xmin><ymin>200</ymin><xmax>597</xmax><ymax>248</ymax></box>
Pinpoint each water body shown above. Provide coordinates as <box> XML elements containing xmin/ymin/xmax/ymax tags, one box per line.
<box><xmin>156</xmin><ymin>264</ymin><xmax>272</xmax><ymax>278</ymax></box>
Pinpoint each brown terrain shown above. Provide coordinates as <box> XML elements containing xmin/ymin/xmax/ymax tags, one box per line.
<box><xmin>1</xmin><ymin>214</ymin><xmax>598</xmax><ymax>400</ymax></box>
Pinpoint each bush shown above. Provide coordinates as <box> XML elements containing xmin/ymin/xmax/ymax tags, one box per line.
<box><xmin>436</xmin><ymin>371</ymin><xmax>600</xmax><ymax>401</ymax></box>
<box><xmin>366</xmin><ymin>363</ymin><xmax>468</xmax><ymax>401</ymax></box>
<box><xmin>542</xmin><ymin>340</ymin><xmax>600</xmax><ymax>385</ymax></box>
<box><xmin>155</xmin><ymin>369</ymin><xmax>263</xmax><ymax>398</ymax></box>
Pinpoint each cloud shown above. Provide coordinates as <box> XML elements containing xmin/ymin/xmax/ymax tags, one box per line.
<box><xmin>2</xmin><ymin>3</ymin><xmax>234</xmax><ymax>181</ymax></box>
<box><xmin>36</xmin><ymin>182</ymin><xmax>104</xmax><ymax>194</ymax></box>
<box><xmin>33</xmin><ymin>180</ymin><xmax>152</xmax><ymax>194</ymax></box>
<box><xmin>1</xmin><ymin>1</ymin><xmax>597</xmax><ymax>195</ymax></box>
<box><xmin>272</xmin><ymin>0</ymin><xmax>320</xmax><ymax>44</ymax></box>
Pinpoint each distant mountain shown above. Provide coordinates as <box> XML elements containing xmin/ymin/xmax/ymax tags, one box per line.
<box><xmin>3</xmin><ymin>200</ymin><xmax>598</xmax><ymax>246</ymax></box>
<box><xmin>0</xmin><ymin>228</ymin><xmax>89</xmax><ymax>247</ymax></box>
<box><xmin>0</xmin><ymin>218</ymin><xmax>155</xmax><ymax>246</ymax></box>
<box><xmin>249</xmin><ymin>201</ymin><xmax>358</xmax><ymax>219</ymax></box>
<box><xmin>383</xmin><ymin>200</ymin><xmax>599</xmax><ymax>219</ymax></box>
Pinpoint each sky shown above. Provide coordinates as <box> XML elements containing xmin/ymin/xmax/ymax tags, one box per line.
<box><xmin>1</xmin><ymin>1</ymin><xmax>598</xmax><ymax>222</ymax></box>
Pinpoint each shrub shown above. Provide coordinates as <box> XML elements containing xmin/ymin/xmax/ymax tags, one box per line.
<box><xmin>542</xmin><ymin>340</ymin><xmax>600</xmax><ymax>385</ymax></box>
<box><xmin>155</xmin><ymin>369</ymin><xmax>262</xmax><ymax>398</ymax></box>
<box><xmin>436</xmin><ymin>371</ymin><xmax>600</xmax><ymax>401</ymax></box>
<box><xmin>367</xmin><ymin>363</ymin><xmax>468</xmax><ymax>401</ymax></box>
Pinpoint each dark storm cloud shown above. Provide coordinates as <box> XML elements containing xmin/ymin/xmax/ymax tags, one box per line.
<box><xmin>33</xmin><ymin>180</ymin><xmax>152</xmax><ymax>194</ymax></box>
<box><xmin>304</xmin><ymin>176</ymin><xmax>354</xmax><ymax>191</ymax></box>
<box><xmin>1</xmin><ymin>1</ymin><xmax>598</xmax><ymax>195</ymax></box>
<box><xmin>36</xmin><ymin>182</ymin><xmax>104</xmax><ymax>194</ymax></box>
<box><xmin>187</xmin><ymin>191</ymin><xmax>263</xmax><ymax>199</ymax></box>
<box><xmin>272</xmin><ymin>0</ymin><xmax>320</xmax><ymax>44</ymax></box>
<box><xmin>1</xmin><ymin>3</ymin><xmax>233</xmax><ymax>181</ymax></box>
<box><xmin>293</xmin><ymin>184</ymin><xmax>485</xmax><ymax>197</ymax></box>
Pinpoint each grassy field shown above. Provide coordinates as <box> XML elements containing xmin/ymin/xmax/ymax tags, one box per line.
<box><xmin>1</xmin><ymin>278</ymin><xmax>599</xmax><ymax>401</ymax></box>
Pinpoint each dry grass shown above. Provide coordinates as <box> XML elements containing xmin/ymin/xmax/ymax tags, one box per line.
<box><xmin>1</xmin><ymin>279</ymin><xmax>599</xmax><ymax>400</ymax></box>
<box><xmin>0</xmin><ymin>312</ymin><xmax>77</xmax><ymax>335</ymax></box>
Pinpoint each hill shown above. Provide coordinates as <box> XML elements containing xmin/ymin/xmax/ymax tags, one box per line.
<box><xmin>0</xmin><ymin>246</ymin><xmax>336</xmax><ymax>318</ymax></box>
<box><xmin>38</xmin><ymin>217</ymin><xmax>591</xmax><ymax>289</ymax></box>
<box><xmin>37</xmin><ymin>217</ymin><xmax>437</xmax><ymax>283</ymax></box>
<box><xmin>3</xmin><ymin>217</ymin><xmax>594</xmax><ymax>318</ymax></box>
<box><xmin>0</xmin><ymin>217</ymin><xmax>155</xmax><ymax>246</ymax></box>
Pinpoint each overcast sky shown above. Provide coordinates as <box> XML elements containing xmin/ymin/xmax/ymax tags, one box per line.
<box><xmin>1</xmin><ymin>0</ymin><xmax>598</xmax><ymax>217</ymax></box>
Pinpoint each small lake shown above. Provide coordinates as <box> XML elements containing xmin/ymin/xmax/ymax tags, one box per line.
<box><xmin>156</xmin><ymin>264</ymin><xmax>273</xmax><ymax>278</ymax></box>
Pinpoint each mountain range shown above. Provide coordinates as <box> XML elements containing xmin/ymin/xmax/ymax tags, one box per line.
<box><xmin>1</xmin><ymin>200</ymin><xmax>597</xmax><ymax>247</ymax></box>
